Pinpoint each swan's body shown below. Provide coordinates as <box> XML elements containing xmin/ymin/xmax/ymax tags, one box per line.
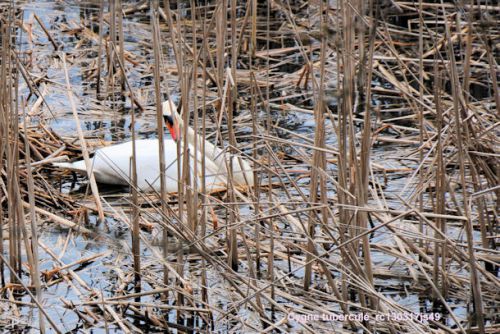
<box><xmin>53</xmin><ymin>101</ymin><xmax>254</xmax><ymax>192</ymax></box>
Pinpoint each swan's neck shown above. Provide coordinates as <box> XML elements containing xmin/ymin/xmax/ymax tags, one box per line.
<box><xmin>186</xmin><ymin>127</ymin><xmax>224</xmax><ymax>164</ymax></box>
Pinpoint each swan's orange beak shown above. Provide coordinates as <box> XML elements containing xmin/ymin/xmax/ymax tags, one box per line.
<box><xmin>164</xmin><ymin>115</ymin><xmax>179</xmax><ymax>142</ymax></box>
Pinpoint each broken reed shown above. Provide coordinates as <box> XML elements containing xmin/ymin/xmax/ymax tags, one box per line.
<box><xmin>0</xmin><ymin>9</ymin><xmax>48</xmax><ymax>333</ymax></box>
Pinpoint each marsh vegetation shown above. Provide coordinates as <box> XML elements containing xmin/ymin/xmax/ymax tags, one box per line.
<box><xmin>0</xmin><ymin>0</ymin><xmax>498</xmax><ymax>333</ymax></box>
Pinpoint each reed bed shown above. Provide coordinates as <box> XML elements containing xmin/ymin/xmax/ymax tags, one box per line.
<box><xmin>0</xmin><ymin>1</ymin><xmax>498</xmax><ymax>333</ymax></box>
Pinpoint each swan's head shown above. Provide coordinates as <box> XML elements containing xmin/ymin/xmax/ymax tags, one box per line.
<box><xmin>163</xmin><ymin>114</ymin><xmax>179</xmax><ymax>142</ymax></box>
<box><xmin>162</xmin><ymin>99</ymin><xmax>181</xmax><ymax>142</ymax></box>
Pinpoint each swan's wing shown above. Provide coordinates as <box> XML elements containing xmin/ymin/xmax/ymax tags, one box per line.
<box><xmin>105</xmin><ymin>140</ymin><xmax>179</xmax><ymax>191</ymax></box>
<box><xmin>187</xmin><ymin>128</ymin><xmax>254</xmax><ymax>186</ymax></box>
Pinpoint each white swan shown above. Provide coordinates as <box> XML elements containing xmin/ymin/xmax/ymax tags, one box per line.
<box><xmin>53</xmin><ymin>100</ymin><xmax>254</xmax><ymax>193</ymax></box>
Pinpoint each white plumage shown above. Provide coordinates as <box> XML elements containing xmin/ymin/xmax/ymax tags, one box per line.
<box><xmin>53</xmin><ymin>100</ymin><xmax>254</xmax><ymax>192</ymax></box>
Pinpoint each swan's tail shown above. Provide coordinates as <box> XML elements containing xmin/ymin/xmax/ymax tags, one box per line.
<box><xmin>52</xmin><ymin>160</ymin><xmax>88</xmax><ymax>174</ymax></box>
<box><xmin>231</xmin><ymin>155</ymin><xmax>254</xmax><ymax>186</ymax></box>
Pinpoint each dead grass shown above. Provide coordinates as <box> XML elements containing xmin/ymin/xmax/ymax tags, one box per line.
<box><xmin>0</xmin><ymin>1</ymin><xmax>498</xmax><ymax>333</ymax></box>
